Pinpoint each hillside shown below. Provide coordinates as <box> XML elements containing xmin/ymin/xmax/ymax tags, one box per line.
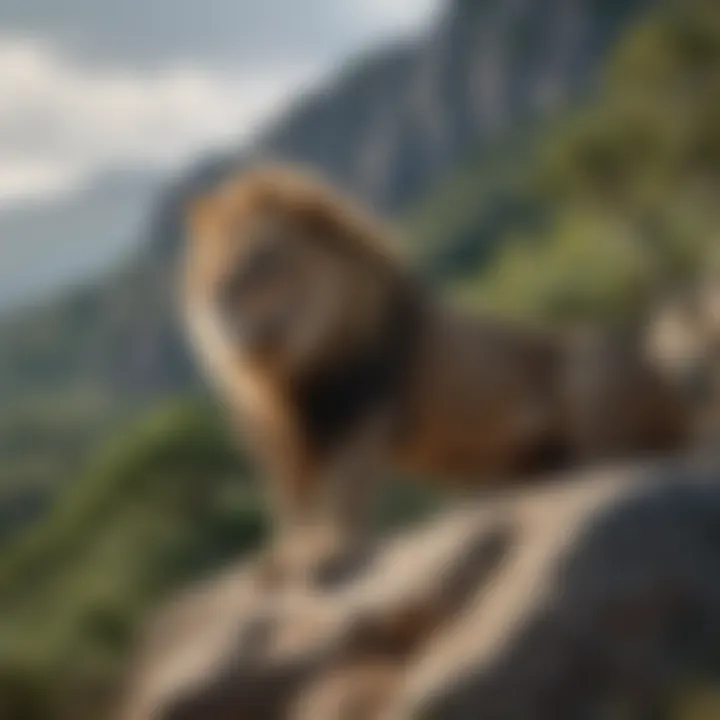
<box><xmin>250</xmin><ymin>0</ymin><xmax>650</xmax><ymax>211</ymax></box>
<box><xmin>0</xmin><ymin>169</ymin><xmax>161</xmax><ymax>314</ymax></box>
<box><xmin>456</xmin><ymin>0</ymin><xmax>720</xmax><ymax>323</ymax></box>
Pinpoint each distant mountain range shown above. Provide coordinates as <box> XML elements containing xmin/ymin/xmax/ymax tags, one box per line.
<box><xmin>0</xmin><ymin>169</ymin><xmax>163</xmax><ymax>314</ymax></box>
<box><xmin>0</xmin><ymin>0</ymin><xmax>654</xmax><ymax>406</ymax></box>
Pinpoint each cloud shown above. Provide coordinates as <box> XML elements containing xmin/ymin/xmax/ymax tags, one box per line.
<box><xmin>0</xmin><ymin>160</ymin><xmax>82</xmax><ymax>206</ymax></box>
<box><xmin>0</xmin><ymin>1</ymin><xmax>440</xmax><ymax>206</ymax></box>
<box><xmin>0</xmin><ymin>38</ymin><xmax>315</xmax><ymax>206</ymax></box>
<box><xmin>0</xmin><ymin>0</ymin><xmax>440</xmax><ymax>71</ymax></box>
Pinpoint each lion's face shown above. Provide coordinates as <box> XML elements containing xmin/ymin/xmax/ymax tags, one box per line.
<box><xmin>185</xmin><ymin>192</ymin><xmax>370</xmax><ymax>373</ymax></box>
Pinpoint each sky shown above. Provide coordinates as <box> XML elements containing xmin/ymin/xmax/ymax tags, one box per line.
<box><xmin>0</xmin><ymin>0</ymin><xmax>441</xmax><ymax>208</ymax></box>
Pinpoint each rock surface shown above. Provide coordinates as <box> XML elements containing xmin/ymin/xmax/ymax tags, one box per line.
<box><xmin>122</xmin><ymin>456</ymin><xmax>720</xmax><ymax>720</ymax></box>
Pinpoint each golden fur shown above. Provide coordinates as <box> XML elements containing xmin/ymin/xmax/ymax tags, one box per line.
<box><xmin>184</xmin><ymin>164</ymin><xmax>690</xmax><ymax>581</ymax></box>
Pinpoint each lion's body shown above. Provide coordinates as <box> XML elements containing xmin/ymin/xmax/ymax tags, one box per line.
<box><xmin>393</xmin><ymin>310</ymin><xmax>688</xmax><ymax>483</ymax></box>
<box><xmin>392</xmin><ymin>310</ymin><xmax>564</xmax><ymax>481</ymax></box>
<box><xmin>184</xmin><ymin>165</ymin><xmax>690</xmax><ymax>579</ymax></box>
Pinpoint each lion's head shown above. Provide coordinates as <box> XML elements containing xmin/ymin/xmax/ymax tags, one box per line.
<box><xmin>184</xmin><ymin>165</ymin><xmax>406</xmax><ymax>376</ymax></box>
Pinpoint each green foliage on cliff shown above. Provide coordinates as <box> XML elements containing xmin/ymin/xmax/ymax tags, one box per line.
<box><xmin>0</xmin><ymin>399</ymin><xmax>266</xmax><ymax>718</ymax></box>
<box><xmin>455</xmin><ymin>0</ymin><xmax>720</xmax><ymax>322</ymax></box>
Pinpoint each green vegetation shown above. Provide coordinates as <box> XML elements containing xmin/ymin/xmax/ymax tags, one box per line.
<box><xmin>0</xmin><ymin>398</ymin><xmax>265</xmax><ymax>718</ymax></box>
<box><xmin>452</xmin><ymin>0</ymin><xmax>720</xmax><ymax>323</ymax></box>
<box><xmin>402</xmin><ymin>123</ymin><xmax>545</xmax><ymax>282</ymax></box>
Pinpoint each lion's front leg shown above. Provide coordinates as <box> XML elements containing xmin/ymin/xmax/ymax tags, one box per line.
<box><xmin>259</xmin><ymin>417</ymin><xmax>389</xmax><ymax>588</ymax></box>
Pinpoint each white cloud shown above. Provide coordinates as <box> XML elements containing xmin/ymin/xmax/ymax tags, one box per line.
<box><xmin>0</xmin><ymin>1</ymin><xmax>440</xmax><ymax>208</ymax></box>
<box><xmin>0</xmin><ymin>160</ymin><xmax>82</xmax><ymax>204</ymax></box>
<box><xmin>0</xmin><ymin>38</ymin><xmax>317</xmax><ymax>206</ymax></box>
<box><xmin>0</xmin><ymin>1</ymin><xmax>441</xmax><ymax>71</ymax></box>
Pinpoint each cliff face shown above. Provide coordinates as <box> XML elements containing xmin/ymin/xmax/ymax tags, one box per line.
<box><xmin>122</xmin><ymin>457</ymin><xmax>720</xmax><ymax>720</ymax></box>
<box><xmin>150</xmin><ymin>0</ymin><xmax>650</xmax><ymax>255</ymax></box>
<box><xmin>250</xmin><ymin>0</ymin><xmax>648</xmax><ymax>212</ymax></box>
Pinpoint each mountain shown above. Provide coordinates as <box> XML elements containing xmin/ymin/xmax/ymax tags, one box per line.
<box><xmin>0</xmin><ymin>0</ymin><xmax>654</xmax><ymax>410</ymax></box>
<box><xmin>248</xmin><ymin>0</ymin><xmax>651</xmax><ymax>212</ymax></box>
<box><xmin>0</xmin><ymin>169</ymin><xmax>163</xmax><ymax>314</ymax></box>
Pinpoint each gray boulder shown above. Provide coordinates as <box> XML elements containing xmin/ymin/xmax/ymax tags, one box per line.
<box><xmin>121</xmin><ymin>456</ymin><xmax>720</xmax><ymax>720</ymax></box>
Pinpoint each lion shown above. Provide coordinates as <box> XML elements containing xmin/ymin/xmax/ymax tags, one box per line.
<box><xmin>183</xmin><ymin>165</ymin><xmax>690</xmax><ymax>582</ymax></box>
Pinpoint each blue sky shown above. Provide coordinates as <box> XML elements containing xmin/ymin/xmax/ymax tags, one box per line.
<box><xmin>0</xmin><ymin>0</ymin><xmax>440</xmax><ymax>207</ymax></box>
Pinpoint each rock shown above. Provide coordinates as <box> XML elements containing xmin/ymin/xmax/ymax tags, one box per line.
<box><xmin>648</xmin><ymin>280</ymin><xmax>720</xmax><ymax>447</ymax></box>
<box><xmin>121</xmin><ymin>456</ymin><xmax>720</xmax><ymax>720</ymax></box>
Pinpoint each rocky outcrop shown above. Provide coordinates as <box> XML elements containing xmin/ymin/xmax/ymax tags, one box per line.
<box><xmin>122</xmin><ymin>455</ymin><xmax>720</xmax><ymax>720</ymax></box>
